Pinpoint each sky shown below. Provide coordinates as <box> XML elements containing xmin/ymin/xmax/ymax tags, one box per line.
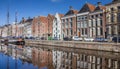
<box><xmin>0</xmin><ymin>0</ymin><xmax>112</xmax><ymax>26</ymax></box>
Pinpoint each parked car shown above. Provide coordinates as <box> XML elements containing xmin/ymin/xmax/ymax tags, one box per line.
<box><xmin>72</xmin><ymin>36</ymin><xmax>83</xmax><ymax>41</ymax></box>
<box><xmin>63</xmin><ymin>37</ymin><xmax>72</xmax><ymax>41</ymax></box>
<box><xmin>94</xmin><ymin>38</ymin><xmax>108</xmax><ymax>42</ymax></box>
<box><xmin>84</xmin><ymin>37</ymin><xmax>94</xmax><ymax>42</ymax></box>
<box><xmin>112</xmin><ymin>37</ymin><xmax>120</xmax><ymax>42</ymax></box>
<box><xmin>52</xmin><ymin>37</ymin><xmax>59</xmax><ymax>40</ymax></box>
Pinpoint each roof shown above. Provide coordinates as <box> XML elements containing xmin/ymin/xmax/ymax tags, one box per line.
<box><xmin>106</xmin><ymin>0</ymin><xmax>120</xmax><ymax>6</ymax></box>
<box><xmin>39</xmin><ymin>16</ymin><xmax>48</xmax><ymax>24</ymax></box>
<box><xmin>64</xmin><ymin>9</ymin><xmax>78</xmax><ymax>16</ymax></box>
<box><xmin>79</xmin><ymin>3</ymin><xmax>95</xmax><ymax>13</ymax></box>
<box><xmin>47</xmin><ymin>14</ymin><xmax>54</xmax><ymax>20</ymax></box>
<box><xmin>58</xmin><ymin>14</ymin><xmax>64</xmax><ymax>18</ymax></box>
<box><xmin>94</xmin><ymin>5</ymin><xmax>106</xmax><ymax>12</ymax></box>
<box><xmin>25</xmin><ymin>18</ymin><xmax>33</xmax><ymax>23</ymax></box>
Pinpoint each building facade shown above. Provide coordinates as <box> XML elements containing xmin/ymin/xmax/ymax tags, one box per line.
<box><xmin>77</xmin><ymin>3</ymin><xmax>95</xmax><ymax>38</ymax></box>
<box><xmin>89</xmin><ymin>2</ymin><xmax>106</xmax><ymax>38</ymax></box>
<box><xmin>61</xmin><ymin>6</ymin><xmax>78</xmax><ymax>38</ymax></box>
<box><xmin>47</xmin><ymin>14</ymin><xmax>54</xmax><ymax>38</ymax></box>
<box><xmin>32</xmin><ymin>16</ymin><xmax>48</xmax><ymax>39</ymax></box>
<box><xmin>106</xmin><ymin>0</ymin><xmax>120</xmax><ymax>38</ymax></box>
<box><xmin>52</xmin><ymin>13</ymin><xmax>64</xmax><ymax>40</ymax></box>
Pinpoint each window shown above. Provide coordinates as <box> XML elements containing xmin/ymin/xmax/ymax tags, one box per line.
<box><xmin>91</xmin><ymin>15</ymin><xmax>94</xmax><ymax>19</ymax></box>
<box><xmin>62</xmin><ymin>19</ymin><xmax>65</xmax><ymax>22</ymax></box>
<box><xmin>100</xmin><ymin>28</ymin><xmax>103</xmax><ymax>35</ymax></box>
<box><xmin>118</xmin><ymin>6</ymin><xmax>120</xmax><ymax>10</ymax></box>
<box><xmin>77</xmin><ymin>22</ymin><xmax>80</xmax><ymax>28</ymax></box>
<box><xmin>56</xmin><ymin>22</ymin><xmax>57</xmax><ymax>26</ymax></box>
<box><xmin>96</xmin><ymin>15</ymin><xmax>98</xmax><ymax>18</ymax></box>
<box><xmin>82</xmin><ymin>29</ymin><xmax>84</xmax><ymax>35</ymax></box>
<box><xmin>66</xmin><ymin>19</ymin><xmax>69</xmax><ymax>22</ymax></box>
<box><xmin>67</xmin><ymin>29</ymin><xmax>68</xmax><ymax>35</ymax></box>
<box><xmin>85</xmin><ymin>28</ymin><xmax>87</xmax><ymax>35</ymax></box>
<box><xmin>71</xmin><ymin>29</ymin><xmax>73</xmax><ymax>35</ymax></box>
<box><xmin>89</xmin><ymin>20</ymin><xmax>91</xmax><ymax>27</ymax></box>
<box><xmin>100</xmin><ymin>19</ymin><xmax>102</xmax><ymax>26</ymax></box>
<box><xmin>111</xmin><ymin>14</ymin><xmax>114</xmax><ymax>22</ymax></box>
<box><xmin>111</xmin><ymin>8</ymin><xmax>114</xmax><ymax>11</ymax></box>
<box><xmin>100</xmin><ymin>14</ymin><xmax>103</xmax><ymax>17</ymax></box>
<box><xmin>118</xmin><ymin>13</ymin><xmax>120</xmax><ymax>22</ymax></box>
<box><xmin>70</xmin><ymin>22</ymin><xmax>72</xmax><ymax>28</ymax></box>
<box><xmin>69</xmin><ymin>18</ymin><xmax>72</xmax><ymax>22</ymax></box>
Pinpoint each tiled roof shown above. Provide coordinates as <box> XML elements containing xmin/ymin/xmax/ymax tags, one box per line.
<box><xmin>79</xmin><ymin>3</ymin><xmax>95</xmax><ymax>13</ymax></box>
<box><xmin>94</xmin><ymin>5</ymin><xmax>106</xmax><ymax>12</ymax></box>
<box><xmin>47</xmin><ymin>14</ymin><xmax>54</xmax><ymax>20</ymax></box>
<box><xmin>39</xmin><ymin>16</ymin><xmax>48</xmax><ymax>24</ymax></box>
<box><xmin>64</xmin><ymin>9</ymin><xmax>78</xmax><ymax>16</ymax></box>
<box><xmin>58</xmin><ymin>14</ymin><xmax>64</xmax><ymax>18</ymax></box>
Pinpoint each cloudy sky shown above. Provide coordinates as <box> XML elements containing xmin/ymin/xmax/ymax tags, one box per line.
<box><xmin>0</xmin><ymin>0</ymin><xmax>112</xmax><ymax>25</ymax></box>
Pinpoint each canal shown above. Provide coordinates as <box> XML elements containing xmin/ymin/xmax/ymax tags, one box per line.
<box><xmin>0</xmin><ymin>44</ymin><xmax>120</xmax><ymax>69</ymax></box>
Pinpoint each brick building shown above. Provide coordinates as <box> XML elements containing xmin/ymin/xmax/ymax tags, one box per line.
<box><xmin>89</xmin><ymin>2</ymin><xmax>106</xmax><ymax>38</ymax></box>
<box><xmin>47</xmin><ymin>14</ymin><xmax>54</xmax><ymax>38</ymax></box>
<box><xmin>32</xmin><ymin>16</ymin><xmax>48</xmax><ymax>39</ymax></box>
<box><xmin>61</xmin><ymin>6</ymin><xmax>78</xmax><ymax>38</ymax></box>
<box><xmin>77</xmin><ymin>3</ymin><xmax>95</xmax><ymax>38</ymax></box>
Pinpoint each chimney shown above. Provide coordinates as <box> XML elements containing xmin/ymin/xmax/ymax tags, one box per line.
<box><xmin>97</xmin><ymin>2</ymin><xmax>101</xmax><ymax>6</ymax></box>
<box><xmin>22</xmin><ymin>17</ymin><xmax>25</xmax><ymax>22</ymax></box>
<box><xmin>69</xmin><ymin>6</ymin><xmax>73</xmax><ymax>10</ymax></box>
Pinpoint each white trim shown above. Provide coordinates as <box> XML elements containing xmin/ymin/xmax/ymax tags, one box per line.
<box><xmin>77</xmin><ymin>12</ymin><xmax>89</xmax><ymax>16</ymax></box>
<box><xmin>61</xmin><ymin>15</ymin><xmax>76</xmax><ymax>19</ymax></box>
<box><xmin>89</xmin><ymin>11</ymin><xmax>103</xmax><ymax>15</ymax></box>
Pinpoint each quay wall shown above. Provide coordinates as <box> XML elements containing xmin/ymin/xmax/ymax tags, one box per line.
<box><xmin>26</xmin><ymin>40</ymin><xmax>120</xmax><ymax>52</ymax></box>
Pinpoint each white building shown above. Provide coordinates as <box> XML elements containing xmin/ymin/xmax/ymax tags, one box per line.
<box><xmin>52</xmin><ymin>50</ymin><xmax>63</xmax><ymax>69</ymax></box>
<box><xmin>23</xmin><ymin>18</ymin><xmax>33</xmax><ymax>38</ymax></box>
<box><xmin>52</xmin><ymin>13</ymin><xmax>64</xmax><ymax>40</ymax></box>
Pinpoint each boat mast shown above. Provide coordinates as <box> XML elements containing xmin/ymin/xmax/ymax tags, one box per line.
<box><xmin>15</xmin><ymin>11</ymin><xmax>17</xmax><ymax>37</ymax></box>
<box><xmin>7</xmin><ymin>5</ymin><xmax>10</xmax><ymax>37</ymax></box>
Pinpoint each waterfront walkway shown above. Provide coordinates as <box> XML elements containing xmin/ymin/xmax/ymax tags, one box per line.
<box><xmin>25</xmin><ymin>40</ymin><xmax>120</xmax><ymax>53</ymax></box>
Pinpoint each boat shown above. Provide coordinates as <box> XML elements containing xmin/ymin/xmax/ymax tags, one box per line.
<box><xmin>1</xmin><ymin>38</ymin><xmax>25</xmax><ymax>45</ymax></box>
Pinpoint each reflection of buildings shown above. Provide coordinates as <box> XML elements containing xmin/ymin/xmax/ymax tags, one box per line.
<box><xmin>52</xmin><ymin>50</ymin><xmax>63</xmax><ymax>69</ymax></box>
<box><xmin>32</xmin><ymin>48</ymin><xmax>54</xmax><ymax>69</ymax></box>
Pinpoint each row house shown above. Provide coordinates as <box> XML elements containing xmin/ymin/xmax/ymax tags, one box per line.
<box><xmin>11</xmin><ymin>23</ymin><xmax>17</xmax><ymax>37</ymax></box>
<box><xmin>47</xmin><ymin>14</ymin><xmax>54</xmax><ymax>37</ymax></box>
<box><xmin>52</xmin><ymin>13</ymin><xmax>64</xmax><ymax>40</ymax></box>
<box><xmin>77</xmin><ymin>3</ymin><xmax>95</xmax><ymax>37</ymax></box>
<box><xmin>0</xmin><ymin>27</ymin><xmax>3</xmax><ymax>37</ymax></box>
<box><xmin>16</xmin><ymin>23</ymin><xmax>24</xmax><ymax>37</ymax></box>
<box><xmin>61</xmin><ymin>6</ymin><xmax>78</xmax><ymax>38</ymax></box>
<box><xmin>32</xmin><ymin>16</ymin><xmax>48</xmax><ymax>38</ymax></box>
<box><xmin>1</xmin><ymin>24</ymin><xmax>10</xmax><ymax>37</ymax></box>
<box><xmin>106</xmin><ymin>0</ymin><xmax>120</xmax><ymax>38</ymax></box>
<box><xmin>23</xmin><ymin>18</ymin><xmax>33</xmax><ymax>37</ymax></box>
<box><xmin>89</xmin><ymin>2</ymin><xmax>106</xmax><ymax>38</ymax></box>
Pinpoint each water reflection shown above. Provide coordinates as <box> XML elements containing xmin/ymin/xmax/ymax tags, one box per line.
<box><xmin>0</xmin><ymin>44</ymin><xmax>120</xmax><ymax>69</ymax></box>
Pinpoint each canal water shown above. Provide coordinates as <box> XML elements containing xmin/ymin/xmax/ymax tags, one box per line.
<box><xmin>0</xmin><ymin>44</ymin><xmax>120</xmax><ymax>69</ymax></box>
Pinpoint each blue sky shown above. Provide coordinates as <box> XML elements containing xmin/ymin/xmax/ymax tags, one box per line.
<box><xmin>0</xmin><ymin>0</ymin><xmax>112</xmax><ymax>26</ymax></box>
